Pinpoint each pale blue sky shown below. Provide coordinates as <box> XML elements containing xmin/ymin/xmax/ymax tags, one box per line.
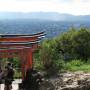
<box><xmin>0</xmin><ymin>0</ymin><xmax>90</xmax><ymax>15</ymax></box>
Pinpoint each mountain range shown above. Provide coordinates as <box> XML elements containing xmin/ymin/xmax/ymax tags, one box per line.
<box><xmin>0</xmin><ymin>12</ymin><xmax>90</xmax><ymax>21</ymax></box>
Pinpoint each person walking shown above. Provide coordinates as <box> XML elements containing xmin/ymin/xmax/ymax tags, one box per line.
<box><xmin>4</xmin><ymin>63</ymin><xmax>14</xmax><ymax>90</ymax></box>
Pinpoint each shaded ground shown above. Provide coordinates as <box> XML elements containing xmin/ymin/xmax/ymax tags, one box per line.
<box><xmin>0</xmin><ymin>79</ymin><xmax>21</xmax><ymax>90</ymax></box>
<box><xmin>1</xmin><ymin>72</ymin><xmax>90</xmax><ymax>90</ymax></box>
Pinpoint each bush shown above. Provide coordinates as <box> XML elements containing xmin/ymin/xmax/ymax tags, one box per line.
<box><xmin>40</xmin><ymin>39</ymin><xmax>65</xmax><ymax>76</ymax></box>
<box><xmin>54</xmin><ymin>59</ymin><xmax>65</xmax><ymax>71</ymax></box>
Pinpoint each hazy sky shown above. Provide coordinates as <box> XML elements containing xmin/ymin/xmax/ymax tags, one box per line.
<box><xmin>0</xmin><ymin>0</ymin><xmax>90</xmax><ymax>15</ymax></box>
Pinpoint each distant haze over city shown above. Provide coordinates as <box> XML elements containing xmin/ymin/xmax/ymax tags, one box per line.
<box><xmin>0</xmin><ymin>12</ymin><xmax>90</xmax><ymax>21</ymax></box>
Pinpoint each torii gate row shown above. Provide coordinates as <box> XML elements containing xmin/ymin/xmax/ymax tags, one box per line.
<box><xmin>0</xmin><ymin>47</ymin><xmax>34</xmax><ymax>79</ymax></box>
<box><xmin>0</xmin><ymin>32</ymin><xmax>45</xmax><ymax>80</ymax></box>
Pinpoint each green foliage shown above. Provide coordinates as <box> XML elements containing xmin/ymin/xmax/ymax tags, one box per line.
<box><xmin>55</xmin><ymin>28</ymin><xmax>90</xmax><ymax>60</ymax></box>
<box><xmin>34</xmin><ymin>60</ymin><xmax>44</xmax><ymax>70</ymax></box>
<box><xmin>65</xmin><ymin>60</ymin><xmax>84</xmax><ymax>69</ymax></box>
<box><xmin>41</xmin><ymin>39</ymin><xmax>56</xmax><ymax>68</ymax></box>
<box><xmin>39</xmin><ymin>28</ymin><xmax>90</xmax><ymax>74</ymax></box>
<box><xmin>54</xmin><ymin>59</ymin><xmax>65</xmax><ymax>71</ymax></box>
<box><xmin>40</xmin><ymin>39</ymin><xmax>64</xmax><ymax>75</ymax></box>
<box><xmin>65</xmin><ymin>59</ymin><xmax>90</xmax><ymax>72</ymax></box>
<box><xmin>8</xmin><ymin>57</ymin><xmax>21</xmax><ymax>68</ymax></box>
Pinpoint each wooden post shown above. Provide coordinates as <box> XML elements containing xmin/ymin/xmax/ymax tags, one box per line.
<box><xmin>25</xmin><ymin>48</ymin><xmax>33</xmax><ymax>71</ymax></box>
<box><xmin>19</xmin><ymin>49</ymin><xmax>26</xmax><ymax>80</ymax></box>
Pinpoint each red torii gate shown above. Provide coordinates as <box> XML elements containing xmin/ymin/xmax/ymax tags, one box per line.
<box><xmin>0</xmin><ymin>32</ymin><xmax>45</xmax><ymax>80</ymax></box>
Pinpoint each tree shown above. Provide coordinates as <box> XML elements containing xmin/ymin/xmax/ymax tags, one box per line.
<box><xmin>55</xmin><ymin>28</ymin><xmax>90</xmax><ymax>60</ymax></box>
